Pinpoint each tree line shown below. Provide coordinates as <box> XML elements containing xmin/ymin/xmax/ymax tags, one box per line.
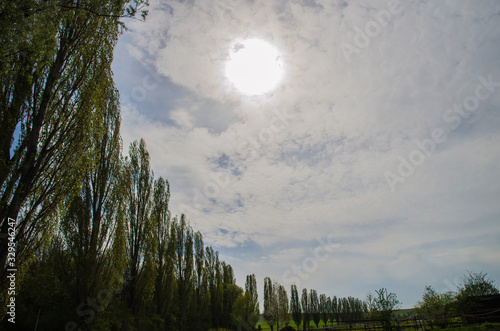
<box><xmin>259</xmin><ymin>271</ymin><xmax>498</xmax><ymax>331</ymax></box>
<box><xmin>263</xmin><ymin>279</ymin><xmax>400</xmax><ymax>331</ymax></box>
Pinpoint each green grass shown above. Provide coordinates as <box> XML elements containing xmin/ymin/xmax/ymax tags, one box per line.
<box><xmin>438</xmin><ymin>323</ymin><xmax>500</xmax><ymax>331</ymax></box>
<box><xmin>256</xmin><ymin>320</ymin><xmax>331</xmax><ymax>330</ymax></box>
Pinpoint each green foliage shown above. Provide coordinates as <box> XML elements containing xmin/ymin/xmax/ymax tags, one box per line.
<box><xmin>310</xmin><ymin>289</ymin><xmax>320</xmax><ymax>328</ymax></box>
<box><xmin>301</xmin><ymin>288</ymin><xmax>310</xmax><ymax>331</ymax></box>
<box><xmin>455</xmin><ymin>271</ymin><xmax>499</xmax><ymax>314</ymax></box>
<box><xmin>372</xmin><ymin>288</ymin><xmax>401</xmax><ymax>331</ymax></box>
<box><xmin>239</xmin><ymin>274</ymin><xmax>260</xmax><ymax>330</ymax></box>
<box><xmin>278</xmin><ymin>284</ymin><xmax>291</xmax><ymax>327</ymax></box>
<box><xmin>416</xmin><ymin>286</ymin><xmax>456</xmax><ymax>325</ymax></box>
<box><xmin>438</xmin><ymin>323</ymin><xmax>500</xmax><ymax>331</ymax></box>
<box><xmin>291</xmin><ymin>284</ymin><xmax>302</xmax><ymax>327</ymax></box>
<box><xmin>232</xmin><ymin>291</ymin><xmax>259</xmax><ymax>329</ymax></box>
<box><xmin>0</xmin><ymin>0</ymin><xmax>149</xmax><ymax>302</ymax></box>
<box><xmin>264</xmin><ymin>277</ymin><xmax>275</xmax><ymax>328</ymax></box>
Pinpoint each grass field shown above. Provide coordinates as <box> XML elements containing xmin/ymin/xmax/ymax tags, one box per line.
<box><xmin>256</xmin><ymin>320</ymin><xmax>330</xmax><ymax>330</ymax></box>
<box><xmin>254</xmin><ymin>321</ymin><xmax>500</xmax><ymax>331</ymax></box>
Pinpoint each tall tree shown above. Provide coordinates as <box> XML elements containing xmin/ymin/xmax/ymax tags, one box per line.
<box><xmin>151</xmin><ymin>176</ymin><xmax>176</xmax><ymax>330</ymax></box>
<box><xmin>191</xmin><ymin>230</ymin><xmax>210</xmax><ymax>330</ymax></box>
<box><xmin>125</xmin><ymin>138</ymin><xmax>155</xmax><ymax>328</ymax></box>
<box><xmin>264</xmin><ymin>277</ymin><xmax>276</xmax><ymax>331</ymax></box>
<box><xmin>301</xmin><ymin>288</ymin><xmax>310</xmax><ymax>331</ymax></box>
<box><xmin>290</xmin><ymin>284</ymin><xmax>302</xmax><ymax>328</ymax></box>
<box><xmin>278</xmin><ymin>284</ymin><xmax>290</xmax><ymax>327</ymax></box>
<box><xmin>310</xmin><ymin>289</ymin><xmax>320</xmax><ymax>328</ymax></box>
<box><xmin>245</xmin><ymin>274</ymin><xmax>258</xmax><ymax>311</ymax></box>
<box><xmin>0</xmin><ymin>0</ymin><xmax>148</xmax><ymax>298</ymax></box>
<box><xmin>320</xmin><ymin>294</ymin><xmax>328</xmax><ymax>327</ymax></box>
<box><xmin>325</xmin><ymin>296</ymin><xmax>332</xmax><ymax>326</ymax></box>
<box><xmin>206</xmin><ymin>246</ymin><xmax>223</xmax><ymax>327</ymax></box>
<box><xmin>331</xmin><ymin>295</ymin><xmax>338</xmax><ymax>325</ymax></box>
<box><xmin>173</xmin><ymin>214</ymin><xmax>195</xmax><ymax>331</ymax></box>
<box><xmin>60</xmin><ymin>88</ymin><xmax>125</xmax><ymax>306</ymax></box>
<box><xmin>241</xmin><ymin>274</ymin><xmax>259</xmax><ymax>329</ymax></box>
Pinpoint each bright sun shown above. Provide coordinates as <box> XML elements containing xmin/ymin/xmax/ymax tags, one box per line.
<box><xmin>225</xmin><ymin>38</ymin><xmax>284</xmax><ymax>96</ymax></box>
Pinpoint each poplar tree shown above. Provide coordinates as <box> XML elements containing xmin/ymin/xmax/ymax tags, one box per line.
<box><xmin>301</xmin><ymin>288</ymin><xmax>310</xmax><ymax>331</ymax></box>
<box><xmin>173</xmin><ymin>214</ymin><xmax>194</xmax><ymax>331</ymax></box>
<box><xmin>310</xmin><ymin>289</ymin><xmax>320</xmax><ymax>328</ymax></box>
<box><xmin>278</xmin><ymin>284</ymin><xmax>290</xmax><ymax>327</ymax></box>
<box><xmin>125</xmin><ymin>138</ymin><xmax>156</xmax><ymax>328</ymax></box>
<box><xmin>290</xmin><ymin>284</ymin><xmax>302</xmax><ymax>328</ymax></box>
<box><xmin>237</xmin><ymin>274</ymin><xmax>259</xmax><ymax>330</ymax></box>
<box><xmin>320</xmin><ymin>294</ymin><xmax>328</xmax><ymax>327</ymax></box>
<box><xmin>151</xmin><ymin>176</ymin><xmax>176</xmax><ymax>330</ymax></box>
<box><xmin>325</xmin><ymin>296</ymin><xmax>332</xmax><ymax>326</ymax></box>
<box><xmin>264</xmin><ymin>277</ymin><xmax>276</xmax><ymax>331</ymax></box>
<box><xmin>206</xmin><ymin>246</ymin><xmax>223</xmax><ymax>327</ymax></box>
<box><xmin>60</xmin><ymin>88</ymin><xmax>125</xmax><ymax>306</ymax></box>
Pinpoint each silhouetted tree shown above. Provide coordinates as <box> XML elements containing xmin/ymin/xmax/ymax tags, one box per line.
<box><xmin>291</xmin><ymin>285</ymin><xmax>302</xmax><ymax>328</ymax></box>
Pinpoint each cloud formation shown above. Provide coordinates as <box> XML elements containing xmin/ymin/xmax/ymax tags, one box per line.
<box><xmin>113</xmin><ymin>0</ymin><xmax>500</xmax><ymax>306</ymax></box>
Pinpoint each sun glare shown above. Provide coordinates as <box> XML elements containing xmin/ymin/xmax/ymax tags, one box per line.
<box><xmin>225</xmin><ymin>38</ymin><xmax>284</xmax><ymax>96</ymax></box>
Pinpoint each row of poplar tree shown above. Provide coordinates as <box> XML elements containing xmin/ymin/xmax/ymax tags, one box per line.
<box><xmin>0</xmin><ymin>1</ymin><xmax>260</xmax><ymax>330</ymax></box>
<box><xmin>263</xmin><ymin>278</ymin><xmax>399</xmax><ymax>331</ymax></box>
<box><xmin>14</xmin><ymin>135</ymin><xmax>261</xmax><ymax>330</ymax></box>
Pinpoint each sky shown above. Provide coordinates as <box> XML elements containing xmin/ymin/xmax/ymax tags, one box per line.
<box><xmin>111</xmin><ymin>0</ymin><xmax>500</xmax><ymax>308</ymax></box>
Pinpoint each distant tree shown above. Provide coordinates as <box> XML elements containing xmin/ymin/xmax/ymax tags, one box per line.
<box><xmin>331</xmin><ymin>295</ymin><xmax>338</xmax><ymax>325</ymax></box>
<box><xmin>339</xmin><ymin>297</ymin><xmax>349</xmax><ymax>325</ymax></box>
<box><xmin>366</xmin><ymin>292</ymin><xmax>375</xmax><ymax>319</ymax></box>
<box><xmin>310</xmin><ymin>289</ymin><xmax>320</xmax><ymax>328</ymax></box>
<box><xmin>291</xmin><ymin>285</ymin><xmax>302</xmax><ymax>328</ymax></box>
<box><xmin>246</xmin><ymin>274</ymin><xmax>259</xmax><ymax>312</ymax></box>
<box><xmin>320</xmin><ymin>294</ymin><xmax>328</xmax><ymax>326</ymax></box>
<box><xmin>301</xmin><ymin>289</ymin><xmax>310</xmax><ymax>331</ymax></box>
<box><xmin>415</xmin><ymin>286</ymin><xmax>455</xmax><ymax>329</ymax></box>
<box><xmin>372</xmin><ymin>288</ymin><xmax>401</xmax><ymax>331</ymax></box>
<box><xmin>264</xmin><ymin>277</ymin><xmax>277</xmax><ymax>331</ymax></box>
<box><xmin>455</xmin><ymin>271</ymin><xmax>499</xmax><ymax>314</ymax></box>
<box><xmin>278</xmin><ymin>284</ymin><xmax>290</xmax><ymax>327</ymax></box>
<box><xmin>325</xmin><ymin>296</ymin><xmax>332</xmax><ymax>326</ymax></box>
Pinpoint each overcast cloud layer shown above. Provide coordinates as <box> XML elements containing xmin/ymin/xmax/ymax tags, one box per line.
<box><xmin>112</xmin><ymin>0</ymin><xmax>500</xmax><ymax>307</ymax></box>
